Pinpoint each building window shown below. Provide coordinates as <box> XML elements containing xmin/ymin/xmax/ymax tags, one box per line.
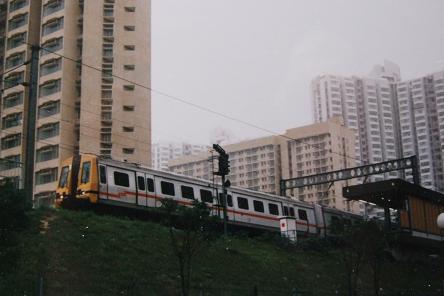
<box><xmin>124</xmin><ymin>45</ymin><xmax>135</xmax><ymax>51</ymax></box>
<box><xmin>5</xmin><ymin>51</ymin><xmax>25</xmax><ymax>70</ymax></box>
<box><xmin>7</xmin><ymin>32</ymin><xmax>27</xmax><ymax>49</ymax></box>
<box><xmin>37</xmin><ymin>122</ymin><xmax>60</xmax><ymax>140</ymax></box>
<box><xmin>36</xmin><ymin>145</ymin><xmax>59</xmax><ymax>162</ymax></box>
<box><xmin>103</xmin><ymin>47</ymin><xmax>113</xmax><ymax>57</ymax></box>
<box><xmin>2</xmin><ymin>92</ymin><xmax>23</xmax><ymax>109</ymax></box>
<box><xmin>122</xmin><ymin>126</ymin><xmax>134</xmax><ymax>132</ymax></box>
<box><xmin>124</xmin><ymin>64</ymin><xmax>135</xmax><ymax>71</ymax></box>
<box><xmin>8</xmin><ymin>13</ymin><xmax>28</xmax><ymax>31</ymax></box>
<box><xmin>41</xmin><ymin>37</ymin><xmax>63</xmax><ymax>56</ymax></box>
<box><xmin>0</xmin><ymin>155</ymin><xmax>21</xmax><ymax>171</ymax></box>
<box><xmin>2</xmin><ymin>112</ymin><xmax>22</xmax><ymax>129</ymax></box>
<box><xmin>43</xmin><ymin>0</ymin><xmax>64</xmax><ymax>16</ymax></box>
<box><xmin>3</xmin><ymin>71</ymin><xmax>24</xmax><ymax>89</ymax></box>
<box><xmin>38</xmin><ymin>100</ymin><xmax>60</xmax><ymax>118</ymax></box>
<box><xmin>9</xmin><ymin>0</ymin><xmax>28</xmax><ymax>12</ymax></box>
<box><xmin>35</xmin><ymin>168</ymin><xmax>58</xmax><ymax>185</ymax></box>
<box><xmin>39</xmin><ymin>79</ymin><xmax>61</xmax><ymax>97</ymax></box>
<box><xmin>103</xmin><ymin>28</ymin><xmax>113</xmax><ymax>37</ymax></box>
<box><xmin>42</xmin><ymin>17</ymin><xmax>64</xmax><ymax>36</ymax></box>
<box><xmin>124</xmin><ymin>25</ymin><xmax>135</xmax><ymax>31</ymax></box>
<box><xmin>124</xmin><ymin>6</ymin><xmax>135</xmax><ymax>12</ymax></box>
<box><xmin>40</xmin><ymin>58</ymin><xmax>62</xmax><ymax>76</ymax></box>
<box><xmin>123</xmin><ymin>148</ymin><xmax>134</xmax><ymax>154</ymax></box>
<box><xmin>1</xmin><ymin>133</ymin><xmax>21</xmax><ymax>149</ymax></box>
<box><xmin>123</xmin><ymin>105</ymin><xmax>135</xmax><ymax>111</ymax></box>
<box><xmin>123</xmin><ymin>85</ymin><xmax>135</xmax><ymax>91</ymax></box>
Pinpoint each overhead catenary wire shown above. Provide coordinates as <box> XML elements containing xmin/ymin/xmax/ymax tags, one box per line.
<box><xmin>14</xmin><ymin>41</ymin><xmax>361</xmax><ymax>163</ymax></box>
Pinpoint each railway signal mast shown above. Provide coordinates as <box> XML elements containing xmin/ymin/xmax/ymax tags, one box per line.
<box><xmin>213</xmin><ymin>144</ymin><xmax>230</xmax><ymax>235</ymax></box>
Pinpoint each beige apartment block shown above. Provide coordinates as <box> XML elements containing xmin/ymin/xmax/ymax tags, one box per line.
<box><xmin>169</xmin><ymin>118</ymin><xmax>360</xmax><ymax>213</ymax></box>
<box><xmin>0</xmin><ymin>0</ymin><xmax>151</xmax><ymax>203</ymax></box>
<box><xmin>279</xmin><ymin>117</ymin><xmax>359</xmax><ymax>212</ymax></box>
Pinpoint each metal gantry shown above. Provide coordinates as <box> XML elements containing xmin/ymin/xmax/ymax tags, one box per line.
<box><xmin>280</xmin><ymin>155</ymin><xmax>420</xmax><ymax>196</ymax></box>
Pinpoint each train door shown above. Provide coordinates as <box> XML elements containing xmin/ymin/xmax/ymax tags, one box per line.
<box><xmin>136</xmin><ymin>172</ymin><xmax>147</xmax><ymax>206</ymax></box>
<box><xmin>98</xmin><ymin>164</ymin><xmax>108</xmax><ymax>200</ymax></box>
<box><xmin>135</xmin><ymin>172</ymin><xmax>156</xmax><ymax>207</ymax></box>
<box><xmin>107</xmin><ymin>166</ymin><xmax>136</xmax><ymax>204</ymax></box>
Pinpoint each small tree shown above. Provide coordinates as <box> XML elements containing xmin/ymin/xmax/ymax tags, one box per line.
<box><xmin>330</xmin><ymin>219</ymin><xmax>388</xmax><ymax>296</ymax></box>
<box><xmin>161</xmin><ymin>199</ymin><xmax>217</xmax><ymax>296</ymax></box>
<box><xmin>0</xmin><ymin>181</ymin><xmax>28</xmax><ymax>275</ymax></box>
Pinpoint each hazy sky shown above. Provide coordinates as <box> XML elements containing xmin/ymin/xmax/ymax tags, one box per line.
<box><xmin>151</xmin><ymin>0</ymin><xmax>444</xmax><ymax>145</ymax></box>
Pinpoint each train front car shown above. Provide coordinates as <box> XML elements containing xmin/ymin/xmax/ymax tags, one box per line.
<box><xmin>55</xmin><ymin>154</ymin><xmax>100</xmax><ymax>206</ymax></box>
<box><xmin>55</xmin><ymin>156</ymin><xmax>73</xmax><ymax>206</ymax></box>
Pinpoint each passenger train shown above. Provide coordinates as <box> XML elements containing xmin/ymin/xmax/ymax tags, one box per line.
<box><xmin>55</xmin><ymin>154</ymin><xmax>361</xmax><ymax>236</ymax></box>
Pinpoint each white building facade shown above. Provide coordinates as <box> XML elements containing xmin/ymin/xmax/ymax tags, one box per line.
<box><xmin>312</xmin><ymin>61</ymin><xmax>444</xmax><ymax>192</ymax></box>
<box><xmin>152</xmin><ymin>142</ymin><xmax>208</xmax><ymax>171</ymax></box>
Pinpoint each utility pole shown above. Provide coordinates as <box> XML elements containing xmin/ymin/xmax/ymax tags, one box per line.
<box><xmin>23</xmin><ymin>45</ymin><xmax>39</xmax><ymax>206</ymax></box>
<box><xmin>213</xmin><ymin>144</ymin><xmax>230</xmax><ymax>236</ymax></box>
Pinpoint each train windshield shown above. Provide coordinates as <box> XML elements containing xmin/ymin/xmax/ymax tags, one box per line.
<box><xmin>59</xmin><ymin>166</ymin><xmax>69</xmax><ymax>188</ymax></box>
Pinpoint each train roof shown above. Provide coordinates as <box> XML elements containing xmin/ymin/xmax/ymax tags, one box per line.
<box><xmin>343</xmin><ymin>178</ymin><xmax>444</xmax><ymax>208</ymax></box>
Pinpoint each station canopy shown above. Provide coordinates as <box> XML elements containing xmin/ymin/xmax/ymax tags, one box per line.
<box><xmin>342</xmin><ymin>179</ymin><xmax>444</xmax><ymax>209</ymax></box>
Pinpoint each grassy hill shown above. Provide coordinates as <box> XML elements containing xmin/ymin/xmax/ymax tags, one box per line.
<box><xmin>1</xmin><ymin>208</ymin><xmax>443</xmax><ymax>296</ymax></box>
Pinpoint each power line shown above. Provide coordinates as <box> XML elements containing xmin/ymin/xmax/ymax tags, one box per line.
<box><xmin>21</xmin><ymin>42</ymin><xmax>360</xmax><ymax>163</ymax></box>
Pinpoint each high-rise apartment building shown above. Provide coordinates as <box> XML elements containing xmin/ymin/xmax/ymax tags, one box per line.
<box><xmin>169</xmin><ymin>118</ymin><xmax>360</xmax><ymax>213</ymax></box>
<box><xmin>152</xmin><ymin>142</ymin><xmax>209</xmax><ymax>171</ymax></box>
<box><xmin>312</xmin><ymin>62</ymin><xmax>444</xmax><ymax>192</ymax></box>
<box><xmin>0</xmin><ymin>0</ymin><xmax>151</xmax><ymax>202</ymax></box>
<box><xmin>396</xmin><ymin>73</ymin><xmax>444</xmax><ymax>190</ymax></box>
<box><xmin>312</xmin><ymin>61</ymin><xmax>401</xmax><ymax>182</ymax></box>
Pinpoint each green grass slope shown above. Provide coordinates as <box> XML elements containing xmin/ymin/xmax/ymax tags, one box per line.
<box><xmin>1</xmin><ymin>209</ymin><xmax>443</xmax><ymax>296</ymax></box>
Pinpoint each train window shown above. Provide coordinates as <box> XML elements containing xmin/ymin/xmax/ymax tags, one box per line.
<box><xmin>237</xmin><ymin>197</ymin><xmax>249</xmax><ymax>210</ymax></box>
<box><xmin>137</xmin><ymin>176</ymin><xmax>145</xmax><ymax>191</ymax></box>
<box><xmin>289</xmin><ymin>207</ymin><xmax>295</xmax><ymax>217</ymax></box>
<box><xmin>200</xmin><ymin>189</ymin><xmax>213</xmax><ymax>203</ymax></box>
<box><xmin>283</xmin><ymin>206</ymin><xmax>289</xmax><ymax>216</ymax></box>
<box><xmin>114</xmin><ymin>171</ymin><xmax>129</xmax><ymax>187</ymax></box>
<box><xmin>161</xmin><ymin>181</ymin><xmax>175</xmax><ymax>196</ymax></box>
<box><xmin>181</xmin><ymin>185</ymin><xmax>195</xmax><ymax>199</ymax></box>
<box><xmin>268</xmin><ymin>203</ymin><xmax>279</xmax><ymax>215</ymax></box>
<box><xmin>253</xmin><ymin>200</ymin><xmax>264</xmax><ymax>213</ymax></box>
<box><xmin>298</xmin><ymin>209</ymin><xmax>308</xmax><ymax>221</ymax></box>
<box><xmin>227</xmin><ymin>195</ymin><xmax>233</xmax><ymax>207</ymax></box>
<box><xmin>59</xmin><ymin>166</ymin><xmax>69</xmax><ymax>188</ymax></box>
<box><xmin>81</xmin><ymin>161</ymin><xmax>91</xmax><ymax>184</ymax></box>
<box><xmin>147</xmin><ymin>178</ymin><xmax>154</xmax><ymax>192</ymax></box>
<box><xmin>219</xmin><ymin>193</ymin><xmax>233</xmax><ymax>207</ymax></box>
<box><xmin>99</xmin><ymin>165</ymin><xmax>106</xmax><ymax>184</ymax></box>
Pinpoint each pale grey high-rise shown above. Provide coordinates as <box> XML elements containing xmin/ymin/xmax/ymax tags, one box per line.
<box><xmin>0</xmin><ymin>0</ymin><xmax>151</xmax><ymax>203</ymax></box>
<box><xmin>312</xmin><ymin>61</ymin><xmax>444</xmax><ymax>192</ymax></box>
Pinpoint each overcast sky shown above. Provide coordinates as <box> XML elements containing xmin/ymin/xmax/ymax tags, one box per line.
<box><xmin>151</xmin><ymin>0</ymin><xmax>444</xmax><ymax>145</ymax></box>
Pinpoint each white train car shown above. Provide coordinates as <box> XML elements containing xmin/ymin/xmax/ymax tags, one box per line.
<box><xmin>56</xmin><ymin>154</ymin><xmax>360</xmax><ymax>236</ymax></box>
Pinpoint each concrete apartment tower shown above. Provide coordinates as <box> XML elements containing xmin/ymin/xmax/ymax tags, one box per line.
<box><xmin>169</xmin><ymin>119</ymin><xmax>360</xmax><ymax>213</ymax></box>
<box><xmin>0</xmin><ymin>0</ymin><xmax>151</xmax><ymax>202</ymax></box>
<box><xmin>396</xmin><ymin>72</ymin><xmax>444</xmax><ymax>191</ymax></box>
<box><xmin>312</xmin><ymin>62</ymin><xmax>444</xmax><ymax>192</ymax></box>
<box><xmin>312</xmin><ymin>61</ymin><xmax>401</xmax><ymax>182</ymax></box>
